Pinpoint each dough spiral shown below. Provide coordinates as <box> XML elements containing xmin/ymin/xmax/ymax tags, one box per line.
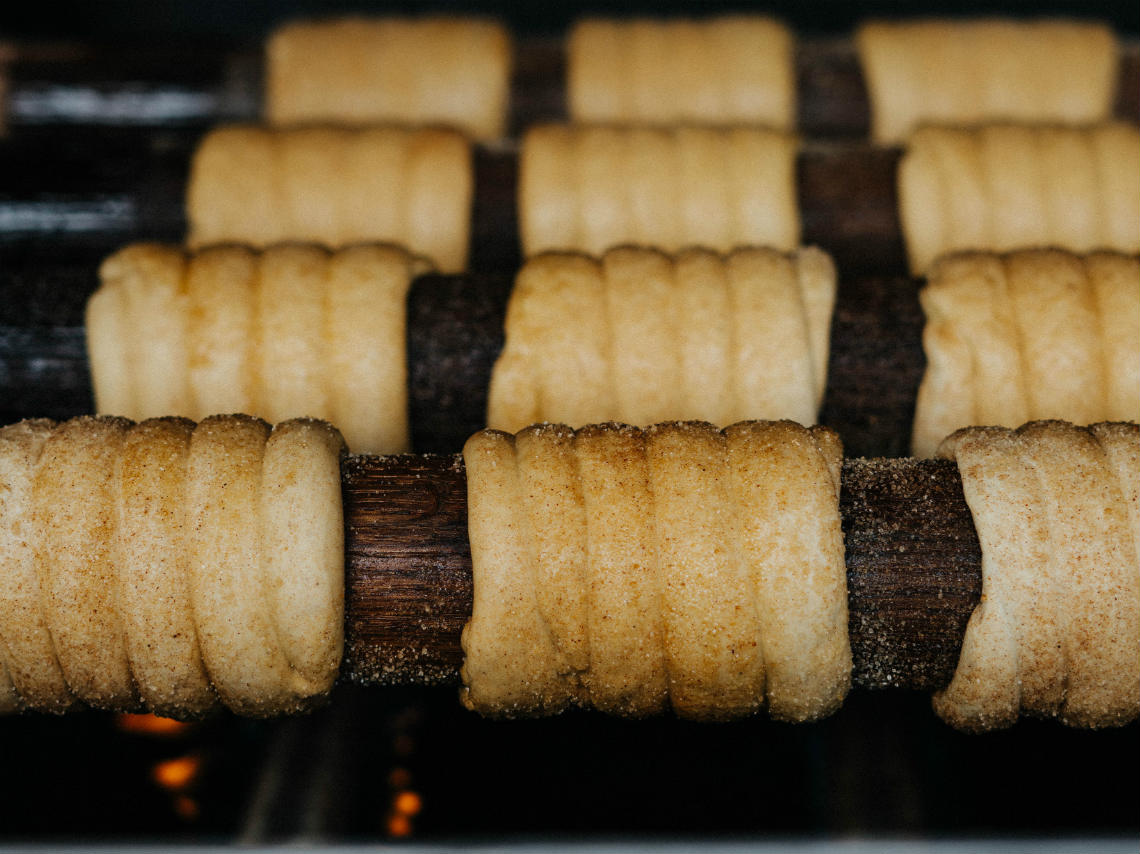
<box><xmin>186</xmin><ymin>125</ymin><xmax>472</xmax><ymax>273</ymax></box>
<box><xmin>519</xmin><ymin>124</ymin><xmax>799</xmax><ymax>258</ymax></box>
<box><xmin>488</xmin><ymin>245</ymin><xmax>835</xmax><ymax>432</ymax></box>
<box><xmin>0</xmin><ymin>415</ymin><xmax>345</xmax><ymax>718</ymax></box>
<box><xmin>567</xmin><ymin>16</ymin><xmax>794</xmax><ymax>129</ymax></box>
<box><xmin>266</xmin><ymin>16</ymin><xmax>512</xmax><ymax>141</ymax></box>
<box><xmin>912</xmin><ymin>249</ymin><xmax>1139</xmax><ymax>457</ymax></box>
<box><xmin>88</xmin><ymin>242</ymin><xmax>430</xmax><ymax>455</ymax></box>
<box><xmin>935</xmin><ymin>421</ymin><xmax>1139</xmax><ymax>731</ymax></box>
<box><xmin>898</xmin><ymin>123</ymin><xmax>1139</xmax><ymax>275</ymax></box>
<box><xmin>460</xmin><ymin>420</ymin><xmax>849</xmax><ymax>722</ymax></box>
<box><xmin>857</xmin><ymin>19</ymin><xmax>1118</xmax><ymax>145</ymax></box>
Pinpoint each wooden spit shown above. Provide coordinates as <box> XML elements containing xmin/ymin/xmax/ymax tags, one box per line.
<box><xmin>341</xmin><ymin>452</ymin><xmax>981</xmax><ymax>694</ymax></box>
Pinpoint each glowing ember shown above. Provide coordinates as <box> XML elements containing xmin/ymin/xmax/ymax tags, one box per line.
<box><xmin>393</xmin><ymin>790</ymin><xmax>422</xmax><ymax>816</ymax></box>
<box><xmin>174</xmin><ymin>795</ymin><xmax>200</xmax><ymax>821</ymax></box>
<box><xmin>152</xmin><ymin>756</ymin><xmax>200</xmax><ymax>790</ymax></box>
<box><xmin>115</xmin><ymin>713</ymin><xmax>193</xmax><ymax>736</ymax></box>
<box><xmin>387</xmin><ymin>813</ymin><xmax>412</xmax><ymax>837</ymax></box>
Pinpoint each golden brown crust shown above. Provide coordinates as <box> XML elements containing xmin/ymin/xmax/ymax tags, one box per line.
<box><xmin>459</xmin><ymin>429</ymin><xmax>578</xmax><ymax>716</ymax></box>
<box><xmin>90</xmin><ymin>242</ymin><xmax>428</xmax><ymax>455</ymax></box>
<box><xmin>568</xmin><ymin>16</ymin><xmax>795</xmax><ymax>130</ymax></box>
<box><xmin>33</xmin><ymin>416</ymin><xmax>138</xmax><ymax>711</ymax></box>
<box><xmin>460</xmin><ymin>420</ymin><xmax>849</xmax><ymax>721</ymax></box>
<box><xmin>0</xmin><ymin>419</ymin><xmax>75</xmax><ymax>713</ymax></box>
<box><xmin>519</xmin><ymin>124</ymin><xmax>798</xmax><ymax>259</ymax></box>
<box><xmin>912</xmin><ymin>249</ymin><xmax>1139</xmax><ymax>457</ymax></box>
<box><xmin>488</xmin><ymin>246</ymin><xmax>835</xmax><ymax>433</ymax></box>
<box><xmin>186</xmin><ymin>125</ymin><xmax>472</xmax><ymax>273</ymax></box>
<box><xmin>115</xmin><ymin>417</ymin><xmax>218</xmax><ymax>718</ymax></box>
<box><xmin>857</xmin><ymin>18</ymin><xmax>1118</xmax><ymax>144</ymax></box>
<box><xmin>935</xmin><ymin>421</ymin><xmax>1140</xmax><ymax>731</ymax></box>
<box><xmin>266</xmin><ymin>16</ymin><xmax>512</xmax><ymax>141</ymax></box>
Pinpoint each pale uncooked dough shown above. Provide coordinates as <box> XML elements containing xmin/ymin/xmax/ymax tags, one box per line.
<box><xmin>913</xmin><ymin>249</ymin><xmax>1139</xmax><ymax>457</ymax></box>
<box><xmin>568</xmin><ymin>16</ymin><xmax>794</xmax><ymax>129</ymax></box>
<box><xmin>519</xmin><ymin>124</ymin><xmax>799</xmax><ymax>258</ymax></box>
<box><xmin>89</xmin><ymin>242</ymin><xmax>430</xmax><ymax>454</ymax></box>
<box><xmin>266</xmin><ymin>16</ymin><xmax>512</xmax><ymax>141</ymax></box>
<box><xmin>186</xmin><ymin>125</ymin><xmax>472</xmax><ymax>273</ymax></box>
<box><xmin>857</xmin><ymin>19</ymin><xmax>1118</xmax><ymax>144</ymax></box>
<box><xmin>488</xmin><ymin>245</ymin><xmax>835</xmax><ymax>432</ymax></box>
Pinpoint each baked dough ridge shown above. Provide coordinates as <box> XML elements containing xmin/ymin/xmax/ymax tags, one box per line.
<box><xmin>935</xmin><ymin>420</ymin><xmax>1140</xmax><ymax>731</ymax></box>
<box><xmin>461</xmin><ymin>420</ymin><xmax>850</xmax><ymax>721</ymax></box>
<box><xmin>0</xmin><ymin>415</ymin><xmax>346</xmax><ymax>718</ymax></box>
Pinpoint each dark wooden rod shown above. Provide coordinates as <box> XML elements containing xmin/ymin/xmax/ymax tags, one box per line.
<box><xmin>342</xmin><ymin>452</ymin><xmax>981</xmax><ymax>694</ymax></box>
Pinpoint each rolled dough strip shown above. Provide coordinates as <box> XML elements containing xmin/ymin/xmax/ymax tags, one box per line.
<box><xmin>115</xmin><ymin>417</ymin><xmax>217</xmax><ymax>718</ymax></box>
<box><xmin>0</xmin><ymin>419</ymin><xmax>75</xmax><ymax>712</ymax></box>
<box><xmin>32</xmin><ymin>416</ymin><xmax>138</xmax><ymax>710</ymax></box>
<box><xmin>187</xmin><ymin>415</ymin><xmax>297</xmax><ymax>716</ymax></box>
<box><xmin>724</xmin><ymin>421</ymin><xmax>849</xmax><ymax>722</ymax></box>
<box><xmin>459</xmin><ymin>429</ymin><xmax>577</xmax><ymax>716</ymax></box>
<box><xmin>645</xmin><ymin>421</ymin><xmax>764</xmax><ymax>720</ymax></box>
<box><xmin>259</xmin><ymin>419</ymin><xmax>346</xmax><ymax>700</ymax></box>
<box><xmin>935</xmin><ymin>422</ymin><xmax>1140</xmax><ymax>731</ymax></box>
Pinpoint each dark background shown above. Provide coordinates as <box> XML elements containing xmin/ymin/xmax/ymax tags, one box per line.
<box><xmin>3</xmin><ymin>0</ymin><xmax>1139</xmax><ymax>40</ymax></box>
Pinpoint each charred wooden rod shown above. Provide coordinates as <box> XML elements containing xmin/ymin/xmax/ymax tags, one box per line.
<box><xmin>341</xmin><ymin>453</ymin><xmax>981</xmax><ymax>694</ymax></box>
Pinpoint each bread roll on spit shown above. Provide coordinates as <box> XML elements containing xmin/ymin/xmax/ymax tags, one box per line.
<box><xmin>88</xmin><ymin>243</ymin><xmax>431</xmax><ymax>455</ymax></box>
<box><xmin>856</xmin><ymin>19</ymin><xmax>1118</xmax><ymax>145</ymax></box>
<box><xmin>266</xmin><ymin>16</ymin><xmax>512</xmax><ymax>141</ymax></box>
<box><xmin>912</xmin><ymin>249</ymin><xmax>1139</xmax><ymax>457</ymax></box>
<box><xmin>519</xmin><ymin>124</ymin><xmax>799</xmax><ymax>259</ymax></box>
<box><xmin>488</xmin><ymin>245</ymin><xmax>835</xmax><ymax>432</ymax></box>
<box><xmin>935</xmin><ymin>421</ymin><xmax>1139</xmax><ymax>731</ymax></box>
<box><xmin>567</xmin><ymin>16</ymin><xmax>794</xmax><ymax>130</ymax></box>
<box><xmin>461</xmin><ymin>420</ymin><xmax>849</xmax><ymax>722</ymax></box>
<box><xmin>898</xmin><ymin>122</ymin><xmax>1139</xmax><ymax>275</ymax></box>
<box><xmin>186</xmin><ymin>125</ymin><xmax>472</xmax><ymax>273</ymax></box>
<box><xmin>0</xmin><ymin>415</ymin><xmax>345</xmax><ymax>718</ymax></box>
